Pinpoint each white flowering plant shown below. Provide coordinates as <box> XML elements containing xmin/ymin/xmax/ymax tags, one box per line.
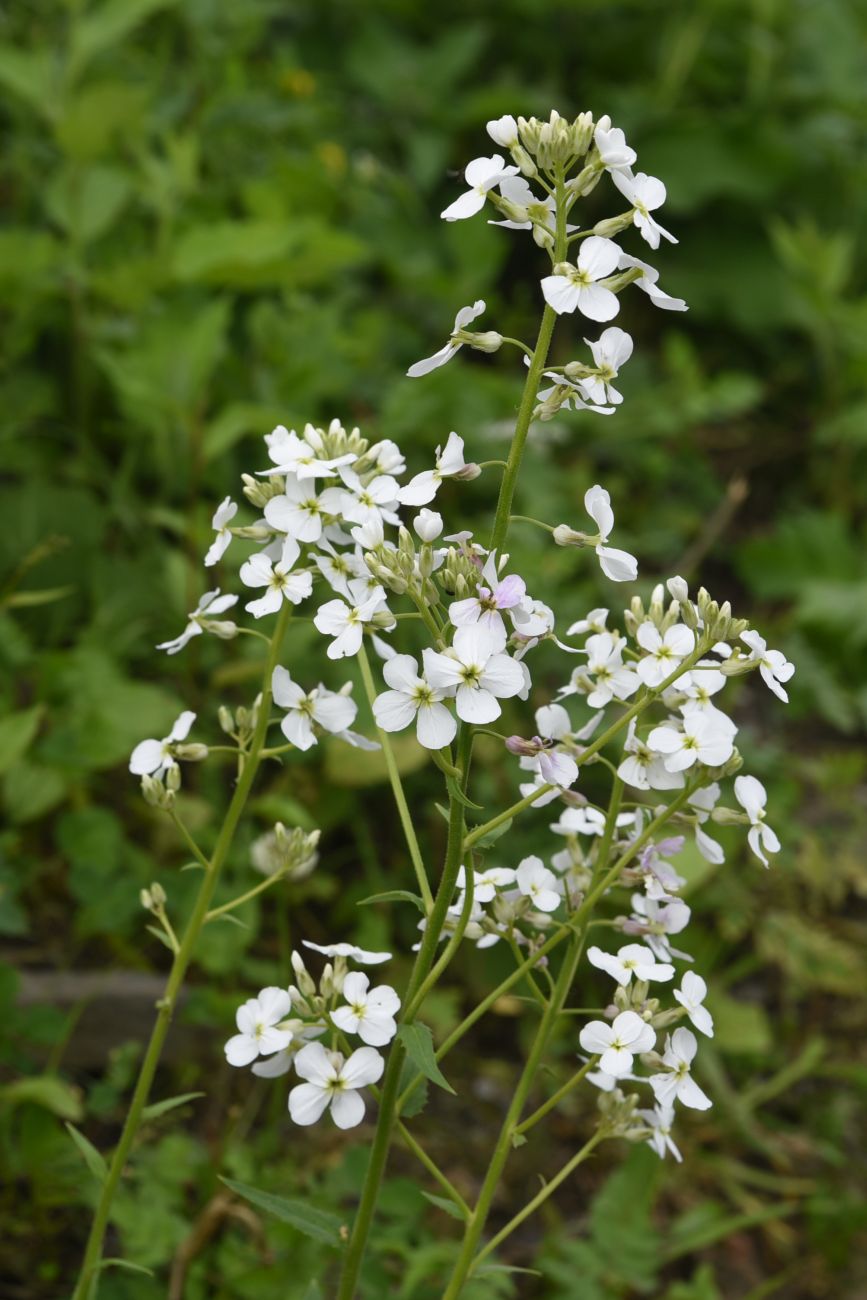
<box><xmin>72</xmin><ymin>110</ymin><xmax>794</xmax><ymax>1299</ymax></box>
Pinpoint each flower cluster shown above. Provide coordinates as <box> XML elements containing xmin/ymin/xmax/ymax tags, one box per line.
<box><xmin>224</xmin><ymin>944</ymin><xmax>398</xmax><ymax>1129</ymax></box>
<box><xmin>125</xmin><ymin>109</ymin><xmax>794</xmax><ymax>1171</ymax></box>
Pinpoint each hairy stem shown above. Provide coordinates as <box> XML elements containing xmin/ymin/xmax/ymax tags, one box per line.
<box><xmin>71</xmin><ymin>604</ymin><xmax>293</xmax><ymax>1300</ymax></box>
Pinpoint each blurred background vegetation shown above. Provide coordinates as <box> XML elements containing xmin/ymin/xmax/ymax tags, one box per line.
<box><xmin>2</xmin><ymin>0</ymin><xmax>866</xmax><ymax>1296</ymax></box>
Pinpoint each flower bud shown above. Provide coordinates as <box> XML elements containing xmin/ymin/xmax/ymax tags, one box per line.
<box><xmin>567</xmin><ymin>163</ymin><xmax>603</xmax><ymax>197</ymax></box>
<box><xmin>570</xmin><ymin>111</ymin><xmax>594</xmax><ymax>157</ymax></box>
<box><xmin>512</xmin><ymin>144</ymin><xmax>537</xmax><ymax>177</ymax></box>
<box><xmin>165</xmin><ymin>763</ymin><xmax>182</xmax><ymax>793</ymax></box>
<box><xmin>290</xmin><ymin>950</ymin><xmax>317</xmax><ymax>998</ymax></box>
<box><xmin>667</xmin><ymin>575</ymin><xmax>689</xmax><ymax>604</ymax></box>
<box><xmin>241</xmin><ymin>473</ymin><xmax>282</xmax><ymax>507</ymax></box>
<box><xmin>218</xmin><ymin>705</ymin><xmax>234</xmax><ymax>735</ymax></box>
<box><xmin>413</xmin><ymin>509</ymin><xmax>443</xmax><ymax>543</ymax></box>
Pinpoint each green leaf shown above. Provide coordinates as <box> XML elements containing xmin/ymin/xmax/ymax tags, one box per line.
<box><xmin>95</xmin><ymin>1259</ymin><xmax>155</xmax><ymax>1277</ymax></box>
<box><xmin>220</xmin><ymin>1178</ymin><xmax>345</xmax><ymax>1247</ymax></box>
<box><xmin>141</xmin><ymin>1092</ymin><xmax>204</xmax><ymax>1123</ymax></box>
<box><xmin>0</xmin><ymin>706</ymin><xmax>43</xmax><ymax>775</ymax></box>
<box><xmin>357</xmin><ymin>889</ymin><xmax>425</xmax><ymax>913</ymax></box>
<box><xmin>65</xmin><ymin>1122</ymin><xmax>107</xmax><ymax>1183</ymax></box>
<box><xmin>70</xmin><ymin>0</ymin><xmax>181</xmax><ymax>77</ymax></box>
<box><xmin>419</xmin><ymin>1190</ymin><xmax>465</xmax><ymax>1221</ymax></box>
<box><xmin>0</xmin><ymin>1075</ymin><xmax>83</xmax><ymax>1121</ymax></box>
<box><xmin>472</xmin><ymin>818</ymin><xmax>512</xmax><ymax>849</ymax></box>
<box><xmin>45</xmin><ymin>165</ymin><xmax>133</xmax><ymax>244</ymax></box>
<box><xmin>397</xmin><ymin>1023</ymin><xmax>455</xmax><ymax>1095</ymax></box>
<box><xmin>398</xmin><ymin>1055</ymin><xmax>429</xmax><ymax>1119</ymax></box>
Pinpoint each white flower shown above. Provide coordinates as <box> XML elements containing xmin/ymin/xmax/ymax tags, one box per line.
<box><xmin>582</xmin><ymin>631</ymin><xmax>640</xmax><ymax>707</ymax></box>
<box><xmin>413</xmin><ymin>509</ymin><xmax>443</xmax><ymax>542</ymax></box>
<box><xmin>648</xmin><ymin>711</ymin><xmax>736</xmax><ymax>772</ymax></box>
<box><xmin>593</xmin><ymin>115</ymin><xmax>636</xmax><ymax>172</ymax></box>
<box><xmin>611</xmin><ymin>169</ymin><xmax>676</xmax><ymax>249</ymax></box>
<box><xmin>490</xmin><ymin>175</ymin><xmax>559</xmax><ymax>235</ymax></box>
<box><xmin>441</xmin><ymin>154</ymin><xmax>519</xmax><ymax>222</ymax></box>
<box><xmin>302</xmin><ymin>940</ymin><xmax>392</xmax><ymax>965</ymax></box>
<box><xmin>734</xmin><ymin>774</ymin><xmax>780</xmax><ymax>867</ymax></box>
<box><xmin>567</xmin><ymin>608</ymin><xmax>609</xmax><ymax>637</ymax></box>
<box><xmin>372</xmin><ymin>653</ymin><xmax>457</xmax><ymax>750</ymax></box>
<box><xmin>673</xmin><ymin>972</ymin><xmax>714</xmax><ymax>1037</ymax></box>
<box><xmin>331</xmin><ymin>971</ymin><xmax>400</xmax><ymax>1047</ymax></box>
<box><xmin>448</xmin><ymin>553</ymin><xmax>527</xmax><ymax>650</ymax></box>
<box><xmin>314</xmin><ymin>538</ymin><xmax>369</xmax><ymax>600</ymax></box>
<box><xmin>398</xmin><ymin>431</ymin><xmax>476</xmax><ymax>503</ymax></box>
<box><xmin>541</xmin><ymin>237</ymin><xmax>621</xmax><ymax>321</ymax></box>
<box><xmin>638</xmin><ymin>1104</ymin><xmax>682</xmax><ymax>1162</ymax></box>
<box><xmin>588</xmin><ymin>942</ymin><xmax>674</xmax><ymax>986</ymax></box>
<box><xmin>224</xmin><ymin>987</ymin><xmax>293</xmax><ymax>1066</ymax></box>
<box><xmin>288</xmin><ymin>1042</ymin><xmax>384</xmax><ymax>1129</ymax></box>
<box><xmin>240</xmin><ymin>538</ymin><xmax>313</xmax><ymax>617</ymax></box>
<box><xmin>581</xmin><ymin>327</ymin><xmax>633</xmax><ymax>405</ymax></box>
<box><xmin>339</xmin><ymin>469</ymin><xmax>401</xmax><ymax>531</ymax></box>
<box><xmin>129</xmin><ymin>710</ymin><xmax>196</xmax><ymax>777</ymax></box>
<box><xmin>636</xmin><ymin>622</ymin><xmax>696</xmax><ymax>687</ymax></box>
<box><xmin>456</xmin><ymin>864</ymin><xmax>516</xmax><ymax>903</ymax></box>
<box><xmin>650</xmin><ymin>1027</ymin><xmax>712</xmax><ymax>1110</ymax></box>
<box><xmin>204</xmin><ymin>496</ymin><xmax>238</xmax><ymax>566</ymax></box>
<box><xmin>617</xmin><ymin>251</ymin><xmax>688</xmax><ymax>312</ymax></box>
<box><xmin>263</xmin><ymin>477</ymin><xmax>345</xmax><ymax>544</ymax></box>
<box><xmin>740</xmin><ymin>630</ymin><xmax>795</xmax><ymax>703</ymax></box>
<box><xmin>486</xmin><ymin>115</ymin><xmax>518</xmax><ymax>148</ymax></box>
<box><xmin>579</xmin><ymin>1009</ymin><xmax>655</xmax><ymax>1077</ymax></box>
<box><xmin>262</xmin><ymin>424</ymin><xmax>355</xmax><ymax>479</ymax></box>
<box><xmin>424</xmin><ymin>625</ymin><xmax>524</xmax><ymax>724</ymax></box>
<box><xmin>271</xmin><ymin>667</ymin><xmax>358</xmax><ymax>750</ymax></box>
<box><xmin>617</xmin><ymin>719</ymin><xmax>685</xmax><ymax>791</ymax></box>
<box><xmin>251</xmin><ymin>1023</ymin><xmax>326</xmax><ymax>1078</ymax></box>
<box><xmin>584</xmin><ymin>485</ymin><xmax>638</xmax><ymax>582</ymax></box>
<box><xmin>551</xmin><ymin>806</ymin><xmax>636</xmax><ymax>837</ymax></box>
<box><xmin>408</xmin><ymin>302</ymin><xmax>487</xmax><ymax>378</ymax></box>
<box><xmin>688</xmin><ymin>784</ymin><xmax>725</xmax><ymax>865</ymax></box>
<box><xmin>156</xmin><ymin>589</ymin><xmax>238</xmax><ymax>655</ymax></box>
<box><xmin>516</xmin><ymin>855</ymin><xmax>560</xmax><ymax>912</ymax></box>
<box><xmin>314</xmin><ymin>582</ymin><xmax>393</xmax><ymax>660</ymax></box>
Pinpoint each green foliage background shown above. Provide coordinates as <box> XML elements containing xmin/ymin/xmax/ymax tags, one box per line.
<box><xmin>1</xmin><ymin>1</ymin><xmax>866</xmax><ymax>1296</ymax></box>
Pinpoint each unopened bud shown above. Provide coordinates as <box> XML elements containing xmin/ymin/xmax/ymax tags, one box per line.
<box><xmin>290</xmin><ymin>950</ymin><xmax>316</xmax><ymax>998</ymax></box>
<box><xmin>667</xmin><ymin>575</ymin><xmax>689</xmax><ymax>604</ymax></box>
<box><xmin>165</xmin><ymin>763</ymin><xmax>182</xmax><ymax>793</ymax></box>
<box><xmin>218</xmin><ymin>705</ymin><xmax>234</xmax><ymax>735</ymax></box>
<box><xmin>505</xmin><ymin>734</ymin><xmax>543</xmax><ymax>756</ymax></box>
<box><xmin>413</xmin><ymin>509</ymin><xmax>443</xmax><ymax>543</ymax></box>
<box><xmin>568</xmin><ymin>162</ymin><xmax>603</xmax><ymax>197</ymax></box>
<box><xmin>241</xmin><ymin>473</ymin><xmax>281</xmax><ymax>508</ymax></box>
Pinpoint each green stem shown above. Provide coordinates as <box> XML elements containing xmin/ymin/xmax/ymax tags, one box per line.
<box><xmin>205</xmin><ymin>870</ymin><xmax>287</xmax><ymax>921</ymax></box>
<box><xmin>471</xmin><ymin>1130</ymin><xmax>606</xmax><ymax>1269</ymax></box>
<box><xmin>396</xmin><ymin>1121</ymin><xmax>471</xmax><ymax>1219</ymax></box>
<box><xmin>357</xmin><ymin>644</ymin><xmax>434</xmax><ymax>912</ymax></box>
<box><xmin>71</xmin><ymin>604</ymin><xmax>293</xmax><ymax>1300</ymax></box>
<box><xmin>514</xmin><ymin>1057</ymin><xmax>594</xmax><ymax>1136</ymax></box>
<box><xmin>335</xmin><ymin>726</ymin><xmax>473</xmax><ymax>1299</ymax></box>
<box><xmin>489</xmin><ymin>171</ymin><xmax>567</xmax><ymax>554</ymax></box>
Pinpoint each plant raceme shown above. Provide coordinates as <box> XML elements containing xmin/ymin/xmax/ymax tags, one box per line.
<box><xmin>72</xmin><ymin>109</ymin><xmax>794</xmax><ymax>1300</ymax></box>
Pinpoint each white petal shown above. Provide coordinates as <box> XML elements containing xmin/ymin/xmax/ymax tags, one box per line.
<box><xmin>577</xmin><ymin>284</ymin><xmax>620</xmax><ymax>323</ymax></box>
<box><xmin>224</xmin><ymin>1034</ymin><xmax>258</xmax><ymax>1067</ymax></box>
<box><xmin>129</xmin><ymin>738</ymin><xmax>164</xmax><ymax>775</ymax></box>
<box><xmin>330</xmin><ymin>1089</ymin><xmax>366</xmax><ymax>1129</ymax></box>
<box><xmin>292</xmin><ymin>1042</ymin><xmax>335</xmax><ymax>1087</ymax></box>
<box><xmin>455</xmin><ymin>684</ymin><xmax>501</xmax><ymax>724</ymax></box>
<box><xmin>578</xmin><ymin>1020</ymin><xmax>612</xmax><ymax>1054</ymax></box>
<box><xmin>541</xmin><ymin>274</ymin><xmax>580</xmax><ymax>315</ymax></box>
<box><xmin>340</xmin><ymin>1046</ymin><xmax>385</xmax><ymax>1090</ymax></box>
<box><xmin>416</xmin><ymin>701</ymin><xmax>457</xmax><ymax>750</ymax></box>
<box><xmin>373</xmin><ymin>690</ymin><xmax>417</xmax><ymax>733</ymax></box>
<box><xmin>289</xmin><ymin>1082</ymin><xmax>331</xmax><ymax>1126</ymax></box>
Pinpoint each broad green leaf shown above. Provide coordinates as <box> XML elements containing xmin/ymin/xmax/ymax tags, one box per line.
<box><xmin>419</xmin><ymin>1191</ymin><xmax>466</xmax><ymax>1221</ymax></box>
<box><xmin>0</xmin><ymin>1076</ymin><xmax>83</xmax><ymax>1121</ymax></box>
<box><xmin>0</xmin><ymin>706</ymin><xmax>43</xmax><ymax>775</ymax></box>
<box><xmin>65</xmin><ymin>1123</ymin><xmax>107</xmax><ymax>1183</ymax></box>
<box><xmin>141</xmin><ymin>1092</ymin><xmax>204</xmax><ymax>1123</ymax></box>
<box><xmin>221</xmin><ymin>1178</ymin><xmax>344</xmax><ymax>1247</ymax></box>
<box><xmin>357</xmin><ymin>889</ymin><xmax>425</xmax><ymax>913</ymax></box>
<box><xmin>45</xmin><ymin>165</ymin><xmax>133</xmax><ymax>244</ymax></box>
<box><xmin>397</xmin><ymin>1023</ymin><xmax>455</xmax><ymax>1095</ymax></box>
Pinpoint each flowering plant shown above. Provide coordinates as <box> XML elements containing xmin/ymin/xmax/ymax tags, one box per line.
<box><xmin>72</xmin><ymin>109</ymin><xmax>793</xmax><ymax>1299</ymax></box>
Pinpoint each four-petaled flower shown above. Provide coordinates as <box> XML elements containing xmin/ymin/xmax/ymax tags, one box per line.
<box><xmin>648</xmin><ymin>711</ymin><xmax>736</xmax><ymax>773</ymax></box>
<box><xmin>588</xmin><ymin>942</ymin><xmax>674</xmax><ymax>986</ymax></box>
<box><xmin>372</xmin><ymin>653</ymin><xmax>457</xmax><ymax>750</ymax></box>
<box><xmin>636</xmin><ymin>622</ymin><xmax>696</xmax><ymax>687</ymax></box>
<box><xmin>240</xmin><ymin>538</ymin><xmax>313</xmax><ymax>618</ymax></box>
<box><xmin>424</xmin><ymin>625</ymin><xmax>524</xmax><ymax>724</ymax></box>
<box><xmin>584</xmin><ymin>485</ymin><xmax>639</xmax><ymax>583</ymax></box>
<box><xmin>129</xmin><ymin>710</ymin><xmax>196</xmax><ymax>778</ymax></box>
<box><xmin>288</xmin><ymin>1042</ymin><xmax>384</xmax><ymax>1129</ymax></box>
<box><xmin>611</xmin><ymin>169</ymin><xmax>676</xmax><ymax>249</ymax></box>
<box><xmin>579</xmin><ymin>1010</ymin><xmax>656</xmax><ymax>1077</ymax></box>
<box><xmin>734</xmin><ymin>774</ymin><xmax>780</xmax><ymax>866</ymax></box>
<box><xmin>314</xmin><ymin>582</ymin><xmax>393</xmax><ymax>659</ymax></box>
<box><xmin>441</xmin><ymin>155</ymin><xmax>519</xmax><ymax>222</ymax></box>
<box><xmin>224</xmin><ymin>987</ymin><xmax>293</xmax><ymax>1067</ymax></box>
<box><xmin>272</xmin><ymin>667</ymin><xmax>358</xmax><ymax>750</ymax></box>
<box><xmin>582</xmin><ymin>327</ymin><xmax>633</xmax><ymax>406</ymax></box>
<box><xmin>157</xmin><ymin>589</ymin><xmax>238</xmax><ymax>655</ymax></box>
<box><xmin>673</xmin><ymin>972</ymin><xmax>714</xmax><ymax>1037</ymax></box>
<box><xmin>593</xmin><ymin>115</ymin><xmax>636</xmax><ymax>172</ymax></box>
<box><xmin>649</xmin><ymin>1027</ymin><xmax>712</xmax><ymax>1110</ymax></box>
<box><xmin>448</xmin><ymin>553</ymin><xmax>527</xmax><ymax>650</ymax></box>
<box><xmin>541</xmin><ymin>237</ymin><xmax>621</xmax><ymax>321</ymax></box>
<box><xmin>740</xmin><ymin>630</ymin><xmax>795</xmax><ymax>703</ymax></box>
<box><xmin>515</xmin><ymin>856</ymin><xmax>561</xmax><ymax>912</ymax></box>
<box><xmin>638</xmin><ymin>1104</ymin><xmax>683</xmax><ymax>1162</ymax></box>
<box><xmin>204</xmin><ymin>496</ymin><xmax>238</xmax><ymax>567</ymax></box>
<box><xmin>264</xmin><ymin>477</ymin><xmax>344</xmax><ymax>544</ymax></box>
<box><xmin>331</xmin><ymin>972</ymin><xmax>400</xmax><ymax>1047</ymax></box>
<box><xmin>398</xmin><ymin>431</ymin><xmax>476</xmax><ymax>502</ymax></box>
